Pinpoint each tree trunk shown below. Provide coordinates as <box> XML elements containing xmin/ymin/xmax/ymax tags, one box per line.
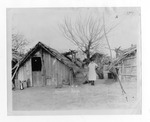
<box><xmin>86</xmin><ymin>41</ymin><xmax>92</xmax><ymax>62</ymax></box>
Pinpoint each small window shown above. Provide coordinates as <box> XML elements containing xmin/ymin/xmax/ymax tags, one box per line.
<box><xmin>32</xmin><ymin>57</ymin><xmax>42</xmax><ymax>71</ymax></box>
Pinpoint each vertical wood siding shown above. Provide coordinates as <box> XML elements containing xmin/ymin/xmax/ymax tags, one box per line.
<box><xmin>43</xmin><ymin>51</ymin><xmax>73</xmax><ymax>87</ymax></box>
<box><xmin>16</xmin><ymin>59</ymin><xmax>32</xmax><ymax>89</ymax></box>
<box><xmin>118</xmin><ymin>55</ymin><xmax>137</xmax><ymax>82</ymax></box>
<box><xmin>15</xmin><ymin>50</ymin><xmax>73</xmax><ymax>88</ymax></box>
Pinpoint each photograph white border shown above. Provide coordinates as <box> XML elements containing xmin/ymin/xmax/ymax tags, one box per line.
<box><xmin>7</xmin><ymin>7</ymin><xmax>141</xmax><ymax>115</ymax></box>
<box><xmin>1</xmin><ymin>0</ymin><xmax>150</xmax><ymax>122</ymax></box>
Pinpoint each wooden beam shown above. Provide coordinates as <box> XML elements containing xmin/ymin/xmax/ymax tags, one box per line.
<box><xmin>123</xmin><ymin>56</ymin><xmax>136</xmax><ymax>60</ymax></box>
<box><xmin>114</xmin><ymin>65</ymin><xmax>137</xmax><ymax>68</ymax></box>
<box><xmin>41</xmin><ymin>49</ymin><xmax>46</xmax><ymax>86</ymax></box>
<box><xmin>120</xmin><ymin>74</ymin><xmax>137</xmax><ymax>76</ymax></box>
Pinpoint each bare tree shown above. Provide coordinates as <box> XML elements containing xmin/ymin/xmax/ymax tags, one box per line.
<box><xmin>12</xmin><ymin>33</ymin><xmax>29</xmax><ymax>88</ymax></box>
<box><xmin>12</xmin><ymin>33</ymin><xmax>29</xmax><ymax>54</ymax></box>
<box><xmin>60</xmin><ymin>16</ymin><xmax>105</xmax><ymax>63</ymax></box>
<box><xmin>60</xmin><ymin>15</ymin><xmax>118</xmax><ymax>63</ymax></box>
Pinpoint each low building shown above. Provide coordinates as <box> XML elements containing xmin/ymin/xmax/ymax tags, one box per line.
<box><xmin>112</xmin><ymin>45</ymin><xmax>137</xmax><ymax>81</ymax></box>
<box><xmin>12</xmin><ymin>42</ymin><xmax>79</xmax><ymax>89</ymax></box>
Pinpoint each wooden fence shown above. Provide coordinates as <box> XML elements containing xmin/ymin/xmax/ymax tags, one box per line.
<box><xmin>115</xmin><ymin>56</ymin><xmax>137</xmax><ymax>82</ymax></box>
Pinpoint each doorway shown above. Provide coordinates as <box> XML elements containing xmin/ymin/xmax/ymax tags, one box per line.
<box><xmin>32</xmin><ymin>57</ymin><xmax>43</xmax><ymax>86</ymax></box>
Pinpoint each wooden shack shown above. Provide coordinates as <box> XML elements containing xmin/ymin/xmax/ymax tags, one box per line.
<box><xmin>12</xmin><ymin>42</ymin><xmax>79</xmax><ymax>89</ymax></box>
<box><xmin>113</xmin><ymin>45</ymin><xmax>137</xmax><ymax>82</ymax></box>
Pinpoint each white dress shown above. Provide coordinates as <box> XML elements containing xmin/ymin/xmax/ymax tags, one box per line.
<box><xmin>88</xmin><ymin>62</ymin><xmax>98</xmax><ymax>81</ymax></box>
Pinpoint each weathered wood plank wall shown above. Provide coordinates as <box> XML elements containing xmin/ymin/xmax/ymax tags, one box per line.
<box><xmin>15</xmin><ymin>59</ymin><xmax>32</xmax><ymax>89</ymax></box>
<box><xmin>43</xmin><ymin>51</ymin><xmax>73</xmax><ymax>87</ymax></box>
<box><xmin>15</xmin><ymin>50</ymin><xmax>73</xmax><ymax>89</ymax></box>
<box><xmin>118</xmin><ymin>55</ymin><xmax>137</xmax><ymax>82</ymax></box>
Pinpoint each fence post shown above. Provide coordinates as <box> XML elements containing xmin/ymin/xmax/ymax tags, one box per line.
<box><xmin>122</xmin><ymin>60</ymin><xmax>125</xmax><ymax>82</ymax></box>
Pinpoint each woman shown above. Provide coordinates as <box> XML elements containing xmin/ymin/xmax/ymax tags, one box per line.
<box><xmin>88</xmin><ymin>59</ymin><xmax>98</xmax><ymax>85</ymax></box>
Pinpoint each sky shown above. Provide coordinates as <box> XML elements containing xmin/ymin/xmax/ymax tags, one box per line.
<box><xmin>9</xmin><ymin>7</ymin><xmax>140</xmax><ymax>57</ymax></box>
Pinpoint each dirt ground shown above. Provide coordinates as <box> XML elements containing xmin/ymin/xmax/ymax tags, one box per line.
<box><xmin>12</xmin><ymin>79</ymin><xmax>140</xmax><ymax>113</ymax></box>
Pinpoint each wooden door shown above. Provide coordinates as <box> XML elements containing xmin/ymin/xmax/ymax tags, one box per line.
<box><xmin>32</xmin><ymin>71</ymin><xmax>43</xmax><ymax>86</ymax></box>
